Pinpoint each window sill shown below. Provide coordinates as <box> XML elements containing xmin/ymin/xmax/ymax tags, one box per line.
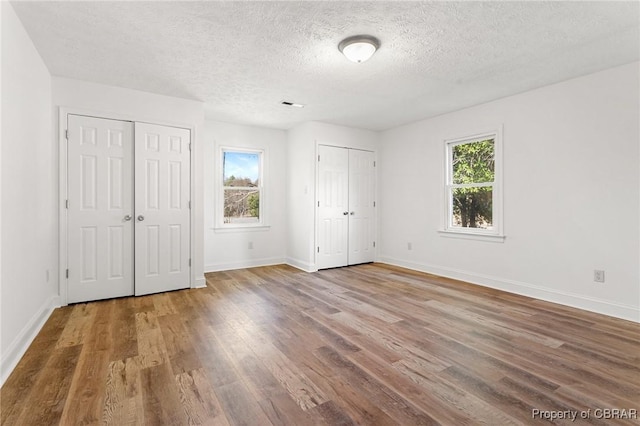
<box><xmin>213</xmin><ymin>225</ymin><xmax>271</xmax><ymax>233</ymax></box>
<box><xmin>438</xmin><ymin>229</ymin><xmax>505</xmax><ymax>243</ymax></box>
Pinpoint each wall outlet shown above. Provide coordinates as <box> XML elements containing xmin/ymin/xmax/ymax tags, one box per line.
<box><xmin>248</xmin><ymin>241</ymin><xmax>254</xmax><ymax>250</ymax></box>
<box><xmin>594</xmin><ymin>270</ymin><xmax>605</xmax><ymax>283</ymax></box>
<box><xmin>46</xmin><ymin>269</ymin><xmax>50</xmax><ymax>282</ymax></box>
<box><xmin>407</xmin><ymin>242</ymin><xmax>412</xmax><ymax>250</ymax></box>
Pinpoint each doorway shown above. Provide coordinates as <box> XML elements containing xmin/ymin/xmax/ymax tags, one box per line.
<box><xmin>316</xmin><ymin>145</ymin><xmax>375</xmax><ymax>269</ymax></box>
<box><xmin>64</xmin><ymin>114</ymin><xmax>191</xmax><ymax>303</ymax></box>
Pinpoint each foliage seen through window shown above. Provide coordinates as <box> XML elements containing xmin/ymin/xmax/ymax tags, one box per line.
<box><xmin>449</xmin><ymin>139</ymin><xmax>494</xmax><ymax>229</ymax></box>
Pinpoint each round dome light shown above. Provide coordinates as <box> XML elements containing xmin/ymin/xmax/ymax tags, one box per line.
<box><xmin>339</xmin><ymin>35</ymin><xmax>380</xmax><ymax>63</ymax></box>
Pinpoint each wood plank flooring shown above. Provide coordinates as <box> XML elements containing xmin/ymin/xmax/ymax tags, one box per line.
<box><xmin>2</xmin><ymin>263</ymin><xmax>639</xmax><ymax>425</ymax></box>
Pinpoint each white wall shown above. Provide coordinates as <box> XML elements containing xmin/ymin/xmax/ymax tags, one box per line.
<box><xmin>1</xmin><ymin>2</ymin><xmax>3</xmax><ymax>381</ymax></box>
<box><xmin>1</xmin><ymin>2</ymin><xmax>58</xmax><ymax>383</ymax></box>
<box><xmin>378</xmin><ymin>62</ymin><xmax>640</xmax><ymax>322</ymax></box>
<box><xmin>286</xmin><ymin>123</ymin><xmax>317</xmax><ymax>271</ymax></box>
<box><xmin>204</xmin><ymin>120</ymin><xmax>287</xmax><ymax>271</ymax></box>
<box><xmin>287</xmin><ymin>121</ymin><xmax>378</xmax><ymax>271</ymax></box>
<box><xmin>52</xmin><ymin>77</ymin><xmax>206</xmax><ymax>291</ymax></box>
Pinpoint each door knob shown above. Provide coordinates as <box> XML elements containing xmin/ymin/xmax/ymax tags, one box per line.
<box><xmin>124</xmin><ymin>215</ymin><xmax>132</xmax><ymax>221</ymax></box>
<box><xmin>350</xmin><ymin>211</ymin><xmax>355</xmax><ymax>215</ymax></box>
<box><xmin>137</xmin><ymin>215</ymin><xmax>145</xmax><ymax>221</ymax></box>
<box><xmin>343</xmin><ymin>211</ymin><xmax>349</xmax><ymax>215</ymax></box>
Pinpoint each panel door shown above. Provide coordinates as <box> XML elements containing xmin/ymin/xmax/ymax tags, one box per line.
<box><xmin>348</xmin><ymin>149</ymin><xmax>375</xmax><ymax>265</ymax></box>
<box><xmin>67</xmin><ymin>115</ymin><xmax>134</xmax><ymax>303</ymax></box>
<box><xmin>317</xmin><ymin>145</ymin><xmax>349</xmax><ymax>269</ymax></box>
<box><xmin>134</xmin><ymin>122</ymin><xmax>191</xmax><ymax>295</ymax></box>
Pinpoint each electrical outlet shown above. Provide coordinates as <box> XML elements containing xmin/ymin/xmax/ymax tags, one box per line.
<box><xmin>407</xmin><ymin>242</ymin><xmax>412</xmax><ymax>250</ymax></box>
<box><xmin>248</xmin><ymin>241</ymin><xmax>254</xmax><ymax>250</ymax></box>
<box><xmin>594</xmin><ymin>270</ymin><xmax>605</xmax><ymax>283</ymax></box>
<box><xmin>46</xmin><ymin>269</ymin><xmax>50</xmax><ymax>282</ymax></box>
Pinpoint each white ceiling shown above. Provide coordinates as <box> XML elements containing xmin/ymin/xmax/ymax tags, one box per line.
<box><xmin>11</xmin><ymin>1</ymin><xmax>640</xmax><ymax>131</ymax></box>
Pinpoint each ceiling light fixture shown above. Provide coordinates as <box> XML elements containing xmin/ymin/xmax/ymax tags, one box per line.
<box><xmin>338</xmin><ymin>35</ymin><xmax>380</xmax><ymax>63</ymax></box>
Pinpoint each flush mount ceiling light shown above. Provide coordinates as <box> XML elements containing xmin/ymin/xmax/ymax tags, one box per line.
<box><xmin>338</xmin><ymin>35</ymin><xmax>380</xmax><ymax>63</ymax></box>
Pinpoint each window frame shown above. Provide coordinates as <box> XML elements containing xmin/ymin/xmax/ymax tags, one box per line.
<box><xmin>441</xmin><ymin>128</ymin><xmax>504</xmax><ymax>241</ymax></box>
<box><xmin>216</xmin><ymin>146</ymin><xmax>266</xmax><ymax>230</ymax></box>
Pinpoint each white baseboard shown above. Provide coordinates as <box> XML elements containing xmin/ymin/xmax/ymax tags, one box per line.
<box><xmin>285</xmin><ymin>257</ymin><xmax>317</xmax><ymax>273</ymax></box>
<box><xmin>378</xmin><ymin>256</ymin><xmax>639</xmax><ymax>323</ymax></box>
<box><xmin>1</xmin><ymin>295</ymin><xmax>60</xmax><ymax>386</ymax></box>
<box><xmin>204</xmin><ymin>257</ymin><xmax>286</xmax><ymax>273</ymax></box>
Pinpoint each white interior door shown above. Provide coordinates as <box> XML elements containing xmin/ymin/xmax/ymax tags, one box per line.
<box><xmin>348</xmin><ymin>149</ymin><xmax>375</xmax><ymax>265</ymax></box>
<box><xmin>67</xmin><ymin>115</ymin><xmax>134</xmax><ymax>303</ymax></box>
<box><xmin>134</xmin><ymin>122</ymin><xmax>191</xmax><ymax>295</ymax></box>
<box><xmin>317</xmin><ymin>145</ymin><xmax>375</xmax><ymax>269</ymax></box>
<box><xmin>317</xmin><ymin>145</ymin><xmax>349</xmax><ymax>269</ymax></box>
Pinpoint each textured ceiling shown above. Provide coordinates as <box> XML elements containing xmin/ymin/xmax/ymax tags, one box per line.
<box><xmin>11</xmin><ymin>1</ymin><xmax>640</xmax><ymax>130</ymax></box>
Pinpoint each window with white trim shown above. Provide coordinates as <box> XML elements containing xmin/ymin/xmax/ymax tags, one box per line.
<box><xmin>444</xmin><ymin>130</ymin><xmax>503</xmax><ymax>238</ymax></box>
<box><xmin>219</xmin><ymin>148</ymin><xmax>264</xmax><ymax>227</ymax></box>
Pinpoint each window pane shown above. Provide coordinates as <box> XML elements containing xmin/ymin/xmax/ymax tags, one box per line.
<box><xmin>451</xmin><ymin>187</ymin><xmax>493</xmax><ymax>229</ymax></box>
<box><xmin>224</xmin><ymin>189</ymin><xmax>260</xmax><ymax>223</ymax></box>
<box><xmin>452</xmin><ymin>139</ymin><xmax>495</xmax><ymax>184</ymax></box>
<box><xmin>223</xmin><ymin>151</ymin><xmax>259</xmax><ymax>187</ymax></box>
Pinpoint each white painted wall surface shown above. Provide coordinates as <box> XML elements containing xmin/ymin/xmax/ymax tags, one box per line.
<box><xmin>379</xmin><ymin>62</ymin><xmax>640</xmax><ymax>322</ymax></box>
<box><xmin>0</xmin><ymin>1</ymin><xmax>3</xmax><ymax>381</ymax></box>
<box><xmin>1</xmin><ymin>2</ymin><xmax>58</xmax><ymax>383</ymax></box>
<box><xmin>204</xmin><ymin>120</ymin><xmax>287</xmax><ymax>271</ymax></box>
<box><xmin>0</xmin><ymin>0</ymin><xmax>3</xmax><ymax>383</ymax></box>
<box><xmin>286</xmin><ymin>122</ymin><xmax>378</xmax><ymax>271</ymax></box>
<box><xmin>286</xmin><ymin>123</ymin><xmax>317</xmax><ymax>271</ymax></box>
<box><xmin>52</xmin><ymin>77</ymin><xmax>206</xmax><ymax>290</ymax></box>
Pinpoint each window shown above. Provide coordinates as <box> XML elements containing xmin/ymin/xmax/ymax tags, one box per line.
<box><xmin>219</xmin><ymin>148</ymin><xmax>264</xmax><ymax>227</ymax></box>
<box><xmin>443</xmin><ymin>129</ymin><xmax>503</xmax><ymax>240</ymax></box>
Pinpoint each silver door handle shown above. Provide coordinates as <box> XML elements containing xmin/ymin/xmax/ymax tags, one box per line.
<box><xmin>350</xmin><ymin>211</ymin><xmax>355</xmax><ymax>215</ymax></box>
<box><xmin>137</xmin><ymin>215</ymin><xmax>145</xmax><ymax>221</ymax></box>
<box><xmin>343</xmin><ymin>211</ymin><xmax>349</xmax><ymax>215</ymax></box>
<box><xmin>124</xmin><ymin>215</ymin><xmax>132</xmax><ymax>221</ymax></box>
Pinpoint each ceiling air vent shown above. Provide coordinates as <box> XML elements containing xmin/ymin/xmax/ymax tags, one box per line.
<box><xmin>280</xmin><ymin>101</ymin><xmax>305</xmax><ymax>108</ymax></box>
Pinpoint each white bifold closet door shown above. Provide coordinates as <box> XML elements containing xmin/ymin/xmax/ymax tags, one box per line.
<box><xmin>67</xmin><ymin>115</ymin><xmax>190</xmax><ymax>303</ymax></box>
<box><xmin>347</xmin><ymin>149</ymin><xmax>376</xmax><ymax>265</ymax></box>
<box><xmin>134</xmin><ymin>122</ymin><xmax>190</xmax><ymax>296</ymax></box>
<box><xmin>317</xmin><ymin>145</ymin><xmax>375</xmax><ymax>270</ymax></box>
<box><xmin>67</xmin><ymin>115</ymin><xmax>135</xmax><ymax>303</ymax></box>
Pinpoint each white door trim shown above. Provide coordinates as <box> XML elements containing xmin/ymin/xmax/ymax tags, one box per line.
<box><xmin>58</xmin><ymin>106</ymin><xmax>197</xmax><ymax>305</ymax></box>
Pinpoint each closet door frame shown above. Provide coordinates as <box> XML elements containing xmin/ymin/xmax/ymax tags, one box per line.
<box><xmin>58</xmin><ymin>107</ymin><xmax>197</xmax><ymax>306</ymax></box>
<box><xmin>314</xmin><ymin>142</ymin><xmax>377</xmax><ymax>270</ymax></box>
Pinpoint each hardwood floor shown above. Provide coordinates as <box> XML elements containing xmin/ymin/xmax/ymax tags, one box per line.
<box><xmin>2</xmin><ymin>263</ymin><xmax>639</xmax><ymax>425</ymax></box>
